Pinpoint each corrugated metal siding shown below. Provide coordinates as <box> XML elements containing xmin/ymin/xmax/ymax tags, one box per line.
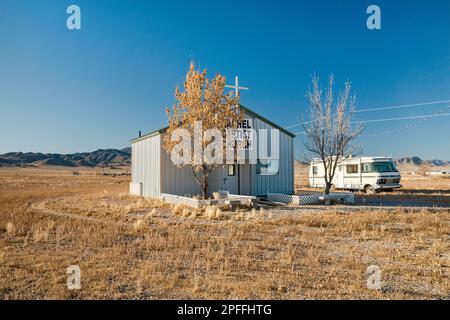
<box><xmin>207</xmin><ymin>166</ymin><xmax>223</xmax><ymax>195</ymax></box>
<box><xmin>131</xmin><ymin>134</ymin><xmax>161</xmax><ymax>198</ymax></box>
<box><xmin>160</xmin><ymin>133</ymin><xmax>202</xmax><ymax>197</ymax></box>
<box><xmin>251</xmin><ymin>116</ymin><xmax>294</xmax><ymax>196</ymax></box>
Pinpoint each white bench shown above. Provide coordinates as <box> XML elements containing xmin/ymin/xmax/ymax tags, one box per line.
<box><xmin>319</xmin><ymin>194</ymin><xmax>351</xmax><ymax>205</ymax></box>
<box><xmin>218</xmin><ymin>190</ymin><xmax>256</xmax><ymax>207</ymax></box>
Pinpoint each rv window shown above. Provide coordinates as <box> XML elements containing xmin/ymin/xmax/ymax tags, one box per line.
<box><xmin>257</xmin><ymin>160</ymin><xmax>279</xmax><ymax>175</ymax></box>
<box><xmin>346</xmin><ymin>164</ymin><xmax>358</xmax><ymax>174</ymax></box>
<box><xmin>313</xmin><ymin>166</ymin><xmax>318</xmax><ymax>175</ymax></box>
<box><xmin>361</xmin><ymin>162</ymin><xmax>398</xmax><ymax>173</ymax></box>
<box><xmin>361</xmin><ymin>163</ymin><xmax>372</xmax><ymax>173</ymax></box>
<box><xmin>228</xmin><ymin>164</ymin><xmax>236</xmax><ymax>176</ymax></box>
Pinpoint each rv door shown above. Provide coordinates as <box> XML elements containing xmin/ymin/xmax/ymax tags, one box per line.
<box><xmin>335</xmin><ymin>165</ymin><xmax>344</xmax><ymax>189</ymax></box>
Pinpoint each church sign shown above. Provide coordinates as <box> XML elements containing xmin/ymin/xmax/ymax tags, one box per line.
<box><xmin>229</xmin><ymin>118</ymin><xmax>253</xmax><ymax>150</ymax></box>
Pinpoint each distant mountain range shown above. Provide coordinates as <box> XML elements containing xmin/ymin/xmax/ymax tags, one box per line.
<box><xmin>395</xmin><ymin>156</ymin><xmax>450</xmax><ymax>167</ymax></box>
<box><xmin>295</xmin><ymin>156</ymin><xmax>450</xmax><ymax>168</ymax></box>
<box><xmin>0</xmin><ymin>149</ymin><xmax>448</xmax><ymax>168</ymax></box>
<box><xmin>0</xmin><ymin>148</ymin><xmax>131</xmax><ymax>168</ymax></box>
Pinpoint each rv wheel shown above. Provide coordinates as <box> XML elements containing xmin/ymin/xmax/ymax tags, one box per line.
<box><xmin>364</xmin><ymin>185</ymin><xmax>375</xmax><ymax>195</ymax></box>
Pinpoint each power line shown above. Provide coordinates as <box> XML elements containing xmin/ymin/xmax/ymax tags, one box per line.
<box><xmin>352</xmin><ymin>112</ymin><xmax>450</xmax><ymax>124</ymax></box>
<box><xmin>285</xmin><ymin>99</ymin><xmax>450</xmax><ymax>129</ymax></box>
<box><xmin>360</xmin><ymin>105</ymin><xmax>450</xmax><ymax>137</ymax></box>
<box><xmin>294</xmin><ymin>105</ymin><xmax>450</xmax><ymax>136</ymax></box>
<box><xmin>355</xmin><ymin>99</ymin><xmax>450</xmax><ymax>113</ymax></box>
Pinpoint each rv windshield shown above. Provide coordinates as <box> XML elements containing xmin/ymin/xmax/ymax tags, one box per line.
<box><xmin>361</xmin><ymin>162</ymin><xmax>398</xmax><ymax>173</ymax></box>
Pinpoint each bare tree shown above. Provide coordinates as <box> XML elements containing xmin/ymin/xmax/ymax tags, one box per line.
<box><xmin>302</xmin><ymin>74</ymin><xmax>363</xmax><ymax>194</ymax></box>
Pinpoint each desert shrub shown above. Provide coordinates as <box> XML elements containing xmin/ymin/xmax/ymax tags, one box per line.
<box><xmin>133</xmin><ymin>219</ymin><xmax>146</xmax><ymax>233</ymax></box>
<box><xmin>205</xmin><ymin>206</ymin><xmax>217</xmax><ymax>220</ymax></box>
<box><xmin>171</xmin><ymin>204</ymin><xmax>183</xmax><ymax>215</ymax></box>
<box><xmin>32</xmin><ymin>224</ymin><xmax>50</xmax><ymax>243</ymax></box>
<box><xmin>181</xmin><ymin>208</ymin><xmax>191</xmax><ymax>217</ymax></box>
<box><xmin>6</xmin><ymin>222</ymin><xmax>16</xmax><ymax>236</ymax></box>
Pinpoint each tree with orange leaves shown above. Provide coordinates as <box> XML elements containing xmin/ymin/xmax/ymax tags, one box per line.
<box><xmin>164</xmin><ymin>63</ymin><xmax>242</xmax><ymax>199</ymax></box>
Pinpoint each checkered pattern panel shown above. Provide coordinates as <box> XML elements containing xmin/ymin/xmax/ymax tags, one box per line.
<box><xmin>267</xmin><ymin>192</ymin><xmax>355</xmax><ymax>205</ymax></box>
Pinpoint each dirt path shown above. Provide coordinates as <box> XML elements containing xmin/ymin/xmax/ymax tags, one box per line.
<box><xmin>28</xmin><ymin>193</ymin><xmax>450</xmax><ymax>229</ymax></box>
<box><xmin>28</xmin><ymin>196</ymin><xmax>224</xmax><ymax>226</ymax></box>
<box><xmin>29</xmin><ymin>198</ymin><xmax>130</xmax><ymax>227</ymax></box>
<box><xmin>356</xmin><ymin>197</ymin><xmax>450</xmax><ymax>208</ymax></box>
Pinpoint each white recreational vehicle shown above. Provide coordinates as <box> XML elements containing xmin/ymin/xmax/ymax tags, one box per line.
<box><xmin>309</xmin><ymin>156</ymin><xmax>401</xmax><ymax>193</ymax></box>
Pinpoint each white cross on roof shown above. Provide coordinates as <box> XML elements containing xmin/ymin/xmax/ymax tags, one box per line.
<box><xmin>225</xmin><ymin>76</ymin><xmax>249</xmax><ymax>98</ymax></box>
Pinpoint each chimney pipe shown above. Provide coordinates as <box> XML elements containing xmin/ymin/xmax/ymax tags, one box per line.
<box><xmin>139</xmin><ymin>130</ymin><xmax>142</xmax><ymax>138</ymax></box>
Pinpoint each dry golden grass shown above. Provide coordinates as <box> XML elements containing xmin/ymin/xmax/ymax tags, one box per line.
<box><xmin>0</xmin><ymin>167</ymin><xmax>449</xmax><ymax>299</ymax></box>
<box><xmin>399</xmin><ymin>174</ymin><xmax>450</xmax><ymax>191</ymax></box>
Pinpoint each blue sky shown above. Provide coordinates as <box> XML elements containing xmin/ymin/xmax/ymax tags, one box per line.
<box><xmin>0</xmin><ymin>0</ymin><xmax>449</xmax><ymax>159</ymax></box>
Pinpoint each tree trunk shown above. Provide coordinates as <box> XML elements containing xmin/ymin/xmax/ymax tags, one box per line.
<box><xmin>202</xmin><ymin>173</ymin><xmax>208</xmax><ymax>200</ymax></box>
<box><xmin>324</xmin><ymin>182</ymin><xmax>332</xmax><ymax>195</ymax></box>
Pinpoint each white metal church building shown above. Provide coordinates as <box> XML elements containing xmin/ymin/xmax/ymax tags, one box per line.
<box><xmin>130</xmin><ymin>106</ymin><xmax>295</xmax><ymax>198</ymax></box>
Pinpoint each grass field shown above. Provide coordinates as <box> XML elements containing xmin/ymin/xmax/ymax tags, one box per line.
<box><xmin>0</xmin><ymin>167</ymin><xmax>449</xmax><ymax>299</ymax></box>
